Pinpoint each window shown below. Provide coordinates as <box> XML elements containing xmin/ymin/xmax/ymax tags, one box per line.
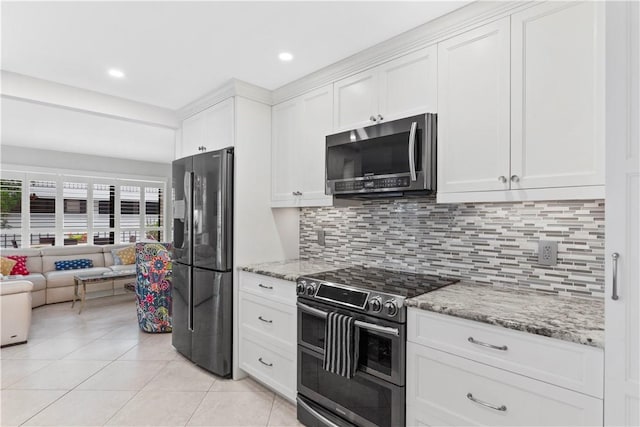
<box><xmin>0</xmin><ymin>173</ymin><xmax>167</xmax><ymax>248</ymax></box>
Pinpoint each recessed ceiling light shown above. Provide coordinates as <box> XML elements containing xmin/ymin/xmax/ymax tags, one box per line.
<box><xmin>108</xmin><ymin>68</ymin><xmax>125</xmax><ymax>78</ymax></box>
<box><xmin>278</xmin><ymin>52</ymin><xmax>293</xmax><ymax>62</ymax></box>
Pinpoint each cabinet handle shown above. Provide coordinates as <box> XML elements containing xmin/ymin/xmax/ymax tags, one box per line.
<box><xmin>377</xmin><ymin>114</ymin><xmax>384</xmax><ymax>121</ymax></box>
<box><xmin>510</xmin><ymin>175</ymin><xmax>520</xmax><ymax>183</ymax></box>
<box><xmin>468</xmin><ymin>337</ymin><xmax>508</xmax><ymax>351</ymax></box>
<box><xmin>612</xmin><ymin>252</ymin><xmax>620</xmax><ymax>300</ymax></box>
<box><xmin>258</xmin><ymin>316</ymin><xmax>273</xmax><ymax>324</ymax></box>
<box><xmin>369</xmin><ymin>115</ymin><xmax>377</xmax><ymax>122</ymax></box>
<box><xmin>466</xmin><ymin>393</ymin><xmax>507</xmax><ymax>412</ymax></box>
<box><xmin>292</xmin><ymin>191</ymin><xmax>302</xmax><ymax>196</ymax></box>
<box><xmin>498</xmin><ymin>176</ymin><xmax>507</xmax><ymax>183</ymax></box>
<box><xmin>258</xmin><ymin>283</ymin><xmax>273</xmax><ymax>290</ymax></box>
<box><xmin>258</xmin><ymin>357</ymin><xmax>273</xmax><ymax>367</ymax></box>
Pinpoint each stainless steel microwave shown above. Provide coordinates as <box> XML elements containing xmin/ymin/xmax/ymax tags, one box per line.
<box><xmin>325</xmin><ymin>113</ymin><xmax>436</xmax><ymax>197</ymax></box>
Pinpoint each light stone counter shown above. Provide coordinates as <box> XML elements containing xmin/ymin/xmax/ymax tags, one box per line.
<box><xmin>239</xmin><ymin>259</ymin><xmax>343</xmax><ymax>282</ymax></box>
<box><xmin>406</xmin><ymin>282</ymin><xmax>604</xmax><ymax>348</ymax></box>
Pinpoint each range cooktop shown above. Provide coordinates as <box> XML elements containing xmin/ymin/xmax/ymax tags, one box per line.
<box><xmin>296</xmin><ymin>266</ymin><xmax>459</xmax><ymax>322</ymax></box>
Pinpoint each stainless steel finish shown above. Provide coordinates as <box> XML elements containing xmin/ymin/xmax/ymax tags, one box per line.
<box><xmin>296</xmin><ymin>282</ymin><xmax>305</xmax><ymax>294</ymax></box>
<box><xmin>258</xmin><ymin>316</ymin><xmax>273</xmax><ymax>324</ymax></box>
<box><xmin>296</xmin><ymin>397</ymin><xmax>341</xmax><ymax>427</ymax></box>
<box><xmin>258</xmin><ymin>283</ymin><xmax>273</xmax><ymax>290</ymax></box>
<box><xmin>498</xmin><ymin>175</ymin><xmax>507</xmax><ymax>183</ymax></box>
<box><xmin>612</xmin><ymin>252</ymin><xmax>620</xmax><ymax>300</ymax></box>
<box><xmin>297</xmin><ymin>302</ymin><xmax>400</xmax><ymax>337</ymax></box>
<box><xmin>305</xmin><ymin>282</ymin><xmax>317</xmax><ymax>296</ymax></box>
<box><xmin>258</xmin><ymin>357</ymin><xmax>273</xmax><ymax>367</ymax></box>
<box><xmin>188</xmin><ymin>268</ymin><xmax>193</xmax><ymax>331</ymax></box>
<box><xmin>510</xmin><ymin>174</ymin><xmax>520</xmax><ymax>183</ymax></box>
<box><xmin>466</xmin><ymin>393</ymin><xmax>507</xmax><ymax>412</ymax></box>
<box><xmin>217</xmin><ymin>149</ymin><xmax>233</xmax><ymax>269</ymax></box>
<box><xmin>369</xmin><ymin>115</ymin><xmax>377</xmax><ymax>122</ymax></box>
<box><xmin>384</xmin><ymin>299</ymin><xmax>398</xmax><ymax>317</ymax></box>
<box><xmin>377</xmin><ymin>114</ymin><xmax>384</xmax><ymax>121</ymax></box>
<box><xmin>408</xmin><ymin>121</ymin><xmax>418</xmax><ymax>181</ymax></box>
<box><xmin>184</xmin><ymin>171</ymin><xmax>194</xmax><ymax>265</ymax></box>
<box><xmin>369</xmin><ymin>297</ymin><xmax>382</xmax><ymax>313</ymax></box>
<box><xmin>468</xmin><ymin>336</ymin><xmax>508</xmax><ymax>351</ymax></box>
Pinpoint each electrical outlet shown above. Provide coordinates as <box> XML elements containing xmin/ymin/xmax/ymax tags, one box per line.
<box><xmin>317</xmin><ymin>229</ymin><xmax>326</xmax><ymax>246</ymax></box>
<box><xmin>538</xmin><ymin>240</ymin><xmax>558</xmax><ymax>266</ymax></box>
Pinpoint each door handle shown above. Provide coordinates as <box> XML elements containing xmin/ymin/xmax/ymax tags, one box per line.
<box><xmin>408</xmin><ymin>121</ymin><xmax>418</xmax><ymax>181</ymax></box>
<box><xmin>611</xmin><ymin>252</ymin><xmax>620</xmax><ymax>300</ymax></box>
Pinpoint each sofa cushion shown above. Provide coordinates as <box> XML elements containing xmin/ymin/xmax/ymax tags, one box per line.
<box><xmin>44</xmin><ymin>267</ymin><xmax>111</xmax><ymax>288</ymax></box>
<box><xmin>109</xmin><ymin>265</ymin><xmax>137</xmax><ymax>273</ymax></box>
<box><xmin>42</xmin><ymin>250</ymin><xmax>105</xmax><ymax>272</ymax></box>
<box><xmin>54</xmin><ymin>259</ymin><xmax>94</xmax><ymax>271</ymax></box>
<box><xmin>0</xmin><ymin>249</ymin><xmax>43</xmax><ymax>274</ymax></box>
<box><xmin>116</xmin><ymin>246</ymin><xmax>135</xmax><ymax>265</ymax></box>
<box><xmin>1</xmin><ymin>280</ymin><xmax>34</xmax><ymax>296</ymax></box>
<box><xmin>21</xmin><ymin>274</ymin><xmax>46</xmax><ymax>292</ymax></box>
<box><xmin>6</xmin><ymin>255</ymin><xmax>29</xmax><ymax>275</ymax></box>
<box><xmin>101</xmin><ymin>244</ymin><xmax>133</xmax><ymax>267</ymax></box>
<box><xmin>0</xmin><ymin>257</ymin><xmax>17</xmax><ymax>275</ymax></box>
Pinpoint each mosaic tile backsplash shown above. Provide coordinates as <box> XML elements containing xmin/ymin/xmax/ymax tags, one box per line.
<box><xmin>299</xmin><ymin>197</ymin><xmax>605</xmax><ymax>298</ymax></box>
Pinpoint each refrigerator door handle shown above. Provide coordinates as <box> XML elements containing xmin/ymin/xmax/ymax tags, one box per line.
<box><xmin>184</xmin><ymin>171</ymin><xmax>194</xmax><ymax>265</ymax></box>
<box><xmin>218</xmin><ymin>149</ymin><xmax>233</xmax><ymax>270</ymax></box>
<box><xmin>188</xmin><ymin>266</ymin><xmax>194</xmax><ymax>331</ymax></box>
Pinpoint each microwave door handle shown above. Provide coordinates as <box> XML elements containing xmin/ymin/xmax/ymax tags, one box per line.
<box><xmin>408</xmin><ymin>121</ymin><xmax>418</xmax><ymax>181</ymax></box>
<box><xmin>297</xmin><ymin>302</ymin><xmax>399</xmax><ymax>337</ymax></box>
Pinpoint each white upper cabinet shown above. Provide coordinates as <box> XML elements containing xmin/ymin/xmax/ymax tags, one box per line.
<box><xmin>437</xmin><ymin>2</ymin><xmax>605</xmax><ymax>202</ymax></box>
<box><xmin>437</xmin><ymin>17</ymin><xmax>511</xmax><ymax>193</ymax></box>
<box><xmin>333</xmin><ymin>46</ymin><xmax>437</xmax><ymax>131</ymax></box>
<box><xmin>271</xmin><ymin>85</ymin><xmax>333</xmax><ymax>208</ymax></box>
<box><xmin>510</xmin><ymin>1</ymin><xmax>604</xmax><ymax>190</ymax></box>
<box><xmin>178</xmin><ymin>98</ymin><xmax>234</xmax><ymax>158</ymax></box>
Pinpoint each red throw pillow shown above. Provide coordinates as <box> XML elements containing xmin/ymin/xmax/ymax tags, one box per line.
<box><xmin>6</xmin><ymin>255</ymin><xmax>29</xmax><ymax>275</ymax></box>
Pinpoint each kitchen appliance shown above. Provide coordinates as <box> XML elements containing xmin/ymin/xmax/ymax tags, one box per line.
<box><xmin>325</xmin><ymin>114</ymin><xmax>436</xmax><ymax>198</ymax></box>
<box><xmin>172</xmin><ymin>147</ymin><xmax>233</xmax><ymax>377</ymax></box>
<box><xmin>296</xmin><ymin>266</ymin><xmax>457</xmax><ymax>427</ymax></box>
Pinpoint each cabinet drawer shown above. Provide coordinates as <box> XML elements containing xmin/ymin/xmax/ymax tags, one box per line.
<box><xmin>407</xmin><ymin>343</ymin><xmax>603</xmax><ymax>427</ymax></box>
<box><xmin>408</xmin><ymin>308</ymin><xmax>603</xmax><ymax>398</ymax></box>
<box><xmin>239</xmin><ymin>291</ymin><xmax>296</xmax><ymax>353</ymax></box>
<box><xmin>239</xmin><ymin>271</ymin><xmax>296</xmax><ymax>305</ymax></box>
<box><xmin>239</xmin><ymin>335</ymin><xmax>296</xmax><ymax>402</ymax></box>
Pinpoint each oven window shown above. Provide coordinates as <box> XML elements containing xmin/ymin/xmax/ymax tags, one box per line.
<box><xmin>300</xmin><ymin>311</ymin><xmax>325</xmax><ymax>351</ymax></box>
<box><xmin>326</xmin><ymin>131</ymin><xmax>422</xmax><ymax>180</ymax></box>
<box><xmin>359</xmin><ymin>330</ymin><xmax>392</xmax><ymax>377</ymax></box>
<box><xmin>300</xmin><ymin>350</ymin><xmax>394</xmax><ymax>427</ymax></box>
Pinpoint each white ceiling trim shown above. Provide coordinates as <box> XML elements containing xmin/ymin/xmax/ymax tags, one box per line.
<box><xmin>1</xmin><ymin>71</ymin><xmax>178</xmax><ymax>129</ymax></box>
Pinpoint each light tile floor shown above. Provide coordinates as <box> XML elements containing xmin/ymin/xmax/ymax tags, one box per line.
<box><xmin>1</xmin><ymin>294</ymin><xmax>302</xmax><ymax>427</ymax></box>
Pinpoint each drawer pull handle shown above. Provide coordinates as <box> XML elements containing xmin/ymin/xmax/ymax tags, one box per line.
<box><xmin>466</xmin><ymin>393</ymin><xmax>507</xmax><ymax>412</ymax></box>
<box><xmin>258</xmin><ymin>357</ymin><xmax>273</xmax><ymax>367</ymax></box>
<box><xmin>258</xmin><ymin>283</ymin><xmax>273</xmax><ymax>290</ymax></box>
<box><xmin>258</xmin><ymin>316</ymin><xmax>273</xmax><ymax>324</ymax></box>
<box><xmin>468</xmin><ymin>337</ymin><xmax>508</xmax><ymax>351</ymax></box>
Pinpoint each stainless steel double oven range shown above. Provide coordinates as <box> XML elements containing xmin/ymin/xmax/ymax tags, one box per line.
<box><xmin>296</xmin><ymin>266</ymin><xmax>457</xmax><ymax>427</ymax></box>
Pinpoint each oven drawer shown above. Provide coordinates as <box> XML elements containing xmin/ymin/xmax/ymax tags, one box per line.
<box><xmin>239</xmin><ymin>335</ymin><xmax>296</xmax><ymax>401</ymax></box>
<box><xmin>239</xmin><ymin>291</ymin><xmax>296</xmax><ymax>353</ymax></box>
<box><xmin>407</xmin><ymin>343</ymin><xmax>603</xmax><ymax>427</ymax></box>
<box><xmin>239</xmin><ymin>271</ymin><xmax>296</xmax><ymax>305</ymax></box>
<box><xmin>407</xmin><ymin>308</ymin><xmax>603</xmax><ymax>398</ymax></box>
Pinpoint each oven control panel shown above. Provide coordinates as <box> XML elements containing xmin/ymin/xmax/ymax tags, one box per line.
<box><xmin>296</xmin><ymin>278</ymin><xmax>405</xmax><ymax>321</ymax></box>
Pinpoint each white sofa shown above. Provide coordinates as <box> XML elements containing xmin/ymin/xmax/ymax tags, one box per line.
<box><xmin>1</xmin><ymin>280</ymin><xmax>34</xmax><ymax>346</ymax></box>
<box><xmin>1</xmin><ymin>244</ymin><xmax>134</xmax><ymax>307</ymax></box>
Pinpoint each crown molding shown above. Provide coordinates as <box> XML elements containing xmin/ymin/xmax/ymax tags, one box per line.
<box><xmin>177</xmin><ymin>78</ymin><xmax>272</xmax><ymax>120</ymax></box>
<box><xmin>272</xmin><ymin>1</ymin><xmax>536</xmax><ymax>104</ymax></box>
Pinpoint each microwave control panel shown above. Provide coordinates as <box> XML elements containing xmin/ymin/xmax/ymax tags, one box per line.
<box><xmin>335</xmin><ymin>177</ymin><xmax>410</xmax><ymax>192</ymax></box>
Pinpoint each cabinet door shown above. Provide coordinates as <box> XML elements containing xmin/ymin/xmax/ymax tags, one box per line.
<box><xmin>299</xmin><ymin>85</ymin><xmax>333</xmax><ymax>206</ymax></box>
<box><xmin>437</xmin><ymin>18</ymin><xmax>511</xmax><ymax>193</ymax></box>
<box><xmin>378</xmin><ymin>45</ymin><xmax>438</xmax><ymax>120</ymax></box>
<box><xmin>333</xmin><ymin>69</ymin><xmax>378</xmax><ymax>131</ymax></box>
<box><xmin>511</xmin><ymin>2</ymin><xmax>604</xmax><ymax>189</ymax></box>
<box><xmin>604</xmin><ymin>2</ymin><xmax>640</xmax><ymax>426</ymax></box>
<box><xmin>203</xmin><ymin>98</ymin><xmax>235</xmax><ymax>152</ymax></box>
<box><xmin>181</xmin><ymin>111</ymin><xmax>206</xmax><ymax>158</ymax></box>
<box><xmin>271</xmin><ymin>98</ymin><xmax>302</xmax><ymax>205</ymax></box>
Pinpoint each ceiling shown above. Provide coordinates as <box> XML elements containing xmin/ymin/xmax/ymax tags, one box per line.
<box><xmin>1</xmin><ymin>1</ymin><xmax>469</xmax><ymax>110</ymax></box>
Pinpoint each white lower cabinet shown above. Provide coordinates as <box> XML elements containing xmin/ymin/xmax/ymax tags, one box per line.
<box><xmin>238</xmin><ymin>271</ymin><xmax>297</xmax><ymax>402</ymax></box>
<box><xmin>407</xmin><ymin>308</ymin><xmax>603</xmax><ymax>426</ymax></box>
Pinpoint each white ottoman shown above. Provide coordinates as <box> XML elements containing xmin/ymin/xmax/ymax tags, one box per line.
<box><xmin>1</xmin><ymin>280</ymin><xmax>34</xmax><ymax>347</ymax></box>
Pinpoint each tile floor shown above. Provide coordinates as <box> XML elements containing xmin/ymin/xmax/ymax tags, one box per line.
<box><xmin>1</xmin><ymin>294</ymin><xmax>302</xmax><ymax>427</ymax></box>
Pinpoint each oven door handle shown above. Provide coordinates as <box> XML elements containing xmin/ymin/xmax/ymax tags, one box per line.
<box><xmin>296</xmin><ymin>397</ymin><xmax>341</xmax><ymax>427</ymax></box>
<box><xmin>297</xmin><ymin>301</ymin><xmax>400</xmax><ymax>337</ymax></box>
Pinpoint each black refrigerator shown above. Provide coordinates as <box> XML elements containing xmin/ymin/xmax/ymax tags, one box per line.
<box><xmin>172</xmin><ymin>147</ymin><xmax>233</xmax><ymax>377</ymax></box>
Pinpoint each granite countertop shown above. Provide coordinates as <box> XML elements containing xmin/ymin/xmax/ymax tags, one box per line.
<box><xmin>406</xmin><ymin>282</ymin><xmax>604</xmax><ymax>348</ymax></box>
<box><xmin>239</xmin><ymin>259</ymin><xmax>344</xmax><ymax>282</ymax></box>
